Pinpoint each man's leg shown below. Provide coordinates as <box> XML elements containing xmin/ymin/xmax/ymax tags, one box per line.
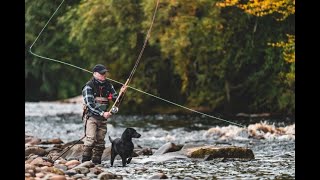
<box><xmin>92</xmin><ymin>121</ymin><xmax>107</xmax><ymax>164</ymax></box>
<box><xmin>82</xmin><ymin>116</ymin><xmax>97</xmax><ymax>163</ymax></box>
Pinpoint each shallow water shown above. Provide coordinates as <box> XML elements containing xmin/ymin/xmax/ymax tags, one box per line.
<box><xmin>25</xmin><ymin>102</ymin><xmax>295</xmax><ymax>179</ymax></box>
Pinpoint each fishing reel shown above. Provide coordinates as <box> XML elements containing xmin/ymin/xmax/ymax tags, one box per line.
<box><xmin>110</xmin><ymin>106</ymin><xmax>119</xmax><ymax>114</ymax></box>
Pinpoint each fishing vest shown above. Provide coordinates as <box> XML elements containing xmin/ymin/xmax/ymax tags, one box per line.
<box><xmin>82</xmin><ymin>78</ymin><xmax>114</xmax><ymax>118</ymax></box>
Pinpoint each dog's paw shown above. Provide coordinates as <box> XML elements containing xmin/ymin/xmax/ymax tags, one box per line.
<box><xmin>127</xmin><ymin>157</ymin><xmax>132</xmax><ymax>164</ymax></box>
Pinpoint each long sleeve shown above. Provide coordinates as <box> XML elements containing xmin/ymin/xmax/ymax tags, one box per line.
<box><xmin>110</xmin><ymin>84</ymin><xmax>119</xmax><ymax>102</ymax></box>
<box><xmin>82</xmin><ymin>85</ymin><xmax>104</xmax><ymax>116</ymax></box>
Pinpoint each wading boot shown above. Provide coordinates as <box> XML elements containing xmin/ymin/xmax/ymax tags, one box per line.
<box><xmin>92</xmin><ymin>146</ymin><xmax>104</xmax><ymax>164</ymax></box>
<box><xmin>82</xmin><ymin>146</ymin><xmax>93</xmax><ymax>163</ymax></box>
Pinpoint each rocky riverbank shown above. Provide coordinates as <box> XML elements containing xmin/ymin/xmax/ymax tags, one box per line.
<box><xmin>25</xmin><ymin>135</ymin><xmax>254</xmax><ymax>180</ymax></box>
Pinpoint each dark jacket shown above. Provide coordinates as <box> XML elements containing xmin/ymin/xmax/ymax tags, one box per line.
<box><xmin>82</xmin><ymin>78</ymin><xmax>118</xmax><ymax>119</ymax></box>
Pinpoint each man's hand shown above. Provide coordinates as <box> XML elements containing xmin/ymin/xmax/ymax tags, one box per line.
<box><xmin>102</xmin><ymin>111</ymin><xmax>112</xmax><ymax>119</ymax></box>
<box><xmin>120</xmin><ymin>85</ymin><xmax>127</xmax><ymax>94</ymax></box>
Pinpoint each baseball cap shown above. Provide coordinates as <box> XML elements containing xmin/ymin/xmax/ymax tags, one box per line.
<box><xmin>92</xmin><ymin>64</ymin><xmax>108</xmax><ymax>74</ymax></box>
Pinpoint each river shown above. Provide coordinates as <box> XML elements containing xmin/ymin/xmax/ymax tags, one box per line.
<box><xmin>25</xmin><ymin>102</ymin><xmax>295</xmax><ymax>179</ymax></box>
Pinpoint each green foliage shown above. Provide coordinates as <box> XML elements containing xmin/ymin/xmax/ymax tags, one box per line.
<box><xmin>26</xmin><ymin>0</ymin><xmax>87</xmax><ymax>100</ymax></box>
<box><xmin>25</xmin><ymin>0</ymin><xmax>294</xmax><ymax>115</ymax></box>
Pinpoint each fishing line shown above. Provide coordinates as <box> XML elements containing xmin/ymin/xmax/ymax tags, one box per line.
<box><xmin>28</xmin><ymin>0</ymin><xmax>245</xmax><ymax>128</ymax></box>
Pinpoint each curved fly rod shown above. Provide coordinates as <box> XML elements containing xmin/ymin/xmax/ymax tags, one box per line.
<box><xmin>29</xmin><ymin>0</ymin><xmax>245</xmax><ymax>163</ymax></box>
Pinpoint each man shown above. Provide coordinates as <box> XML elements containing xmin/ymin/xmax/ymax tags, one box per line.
<box><xmin>81</xmin><ymin>64</ymin><xmax>126</xmax><ymax>164</ymax></box>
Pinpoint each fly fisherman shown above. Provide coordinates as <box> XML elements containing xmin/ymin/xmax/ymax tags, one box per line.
<box><xmin>81</xmin><ymin>64</ymin><xmax>127</xmax><ymax>164</ymax></box>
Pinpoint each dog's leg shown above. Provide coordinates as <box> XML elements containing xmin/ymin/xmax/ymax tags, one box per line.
<box><xmin>121</xmin><ymin>156</ymin><xmax>127</xmax><ymax>167</ymax></box>
<box><xmin>127</xmin><ymin>157</ymin><xmax>132</xmax><ymax>164</ymax></box>
<box><xmin>110</xmin><ymin>148</ymin><xmax>117</xmax><ymax>167</ymax></box>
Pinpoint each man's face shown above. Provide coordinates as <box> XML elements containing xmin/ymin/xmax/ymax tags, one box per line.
<box><xmin>93</xmin><ymin>72</ymin><xmax>107</xmax><ymax>81</ymax></box>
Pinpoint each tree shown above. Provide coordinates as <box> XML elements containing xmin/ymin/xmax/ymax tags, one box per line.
<box><xmin>217</xmin><ymin>0</ymin><xmax>295</xmax><ymax>114</ymax></box>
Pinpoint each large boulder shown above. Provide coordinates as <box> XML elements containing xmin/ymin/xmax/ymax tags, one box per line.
<box><xmin>180</xmin><ymin>144</ymin><xmax>254</xmax><ymax>159</ymax></box>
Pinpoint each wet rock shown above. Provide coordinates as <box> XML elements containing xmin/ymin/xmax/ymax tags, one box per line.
<box><xmin>87</xmin><ymin>172</ymin><xmax>98</xmax><ymax>179</ymax></box>
<box><xmin>35</xmin><ymin>167</ymin><xmax>41</xmax><ymax>173</ymax></box>
<box><xmin>67</xmin><ymin>163</ymin><xmax>79</xmax><ymax>170</ymax></box>
<box><xmin>44</xmin><ymin>167</ymin><xmax>65</xmax><ymax>175</ymax></box>
<box><xmin>73</xmin><ymin>174</ymin><xmax>85</xmax><ymax>179</ymax></box>
<box><xmin>54</xmin><ymin>164</ymin><xmax>68</xmax><ymax>171</ymax></box>
<box><xmin>30</xmin><ymin>157</ymin><xmax>53</xmax><ymax>167</ymax></box>
<box><xmin>149</xmin><ymin>173</ymin><xmax>168</xmax><ymax>179</ymax></box>
<box><xmin>53</xmin><ymin>144</ymin><xmax>63</xmax><ymax>148</ymax></box>
<box><xmin>89</xmin><ymin>167</ymin><xmax>103</xmax><ymax>175</ymax></box>
<box><xmin>50</xmin><ymin>175</ymin><xmax>66</xmax><ymax>180</ymax></box>
<box><xmin>54</xmin><ymin>159</ymin><xmax>67</xmax><ymax>165</ymax></box>
<box><xmin>136</xmin><ymin>147</ymin><xmax>153</xmax><ymax>156</ymax></box>
<box><xmin>60</xmin><ymin>139</ymin><xmax>84</xmax><ymax>149</ymax></box>
<box><xmin>132</xmin><ymin>150</ymin><xmax>139</xmax><ymax>157</ymax></box>
<box><xmin>60</xmin><ymin>144</ymin><xmax>83</xmax><ymax>160</ymax></box>
<box><xmin>65</xmin><ymin>169</ymin><xmax>77</xmax><ymax>176</ymax></box>
<box><xmin>26</xmin><ymin>154</ymin><xmax>39</xmax><ymax>161</ymax></box>
<box><xmin>153</xmin><ymin>142</ymin><xmax>183</xmax><ymax>155</ymax></box>
<box><xmin>35</xmin><ymin>172</ymin><xmax>45</xmax><ymax>178</ymax></box>
<box><xmin>134</xmin><ymin>152</ymin><xmax>188</xmax><ymax>164</ymax></box>
<box><xmin>77</xmin><ymin>161</ymin><xmax>95</xmax><ymax>168</ymax></box>
<box><xmin>181</xmin><ymin>145</ymin><xmax>254</xmax><ymax>159</ymax></box>
<box><xmin>41</xmin><ymin>138</ymin><xmax>64</xmax><ymax>144</ymax></box>
<box><xmin>98</xmin><ymin>172</ymin><xmax>121</xmax><ymax>179</ymax></box>
<box><xmin>47</xmin><ymin>152</ymin><xmax>62</xmax><ymax>162</ymax></box>
<box><xmin>26</xmin><ymin>169</ymin><xmax>36</xmax><ymax>177</ymax></box>
<box><xmin>25</xmin><ymin>173</ymin><xmax>32</xmax><ymax>178</ymax></box>
<box><xmin>45</xmin><ymin>147</ymin><xmax>62</xmax><ymax>154</ymax></box>
<box><xmin>25</xmin><ymin>164</ymin><xmax>36</xmax><ymax>173</ymax></box>
<box><xmin>25</xmin><ymin>146</ymin><xmax>47</xmax><ymax>157</ymax></box>
<box><xmin>25</xmin><ymin>135</ymin><xmax>41</xmax><ymax>145</ymax></box>
<box><xmin>72</xmin><ymin>166</ymin><xmax>90</xmax><ymax>174</ymax></box>
<box><xmin>65</xmin><ymin>159</ymin><xmax>80</xmax><ymax>167</ymax></box>
<box><xmin>135</xmin><ymin>167</ymin><xmax>148</xmax><ymax>173</ymax></box>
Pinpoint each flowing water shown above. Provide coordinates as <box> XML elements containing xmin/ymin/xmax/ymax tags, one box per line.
<box><xmin>25</xmin><ymin>102</ymin><xmax>295</xmax><ymax>179</ymax></box>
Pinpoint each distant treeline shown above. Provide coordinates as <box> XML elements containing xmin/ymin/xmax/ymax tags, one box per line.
<box><xmin>25</xmin><ymin>0</ymin><xmax>295</xmax><ymax>115</ymax></box>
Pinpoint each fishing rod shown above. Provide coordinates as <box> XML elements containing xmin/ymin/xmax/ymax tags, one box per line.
<box><xmin>29</xmin><ymin>0</ymin><xmax>245</xmax><ymax>130</ymax></box>
<box><xmin>108</xmin><ymin>0</ymin><xmax>160</xmax><ymax>115</ymax></box>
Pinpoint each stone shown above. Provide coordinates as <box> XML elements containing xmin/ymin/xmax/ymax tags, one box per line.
<box><xmin>30</xmin><ymin>157</ymin><xmax>53</xmax><ymax>167</ymax></box>
<box><xmin>35</xmin><ymin>172</ymin><xmax>45</xmax><ymax>178</ymax></box>
<box><xmin>72</xmin><ymin>167</ymin><xmax>90</xmax><ymax>174</ymax></box>
<box><xmin>50</xmin><ymin>175</ymin><xmax>66</xmax><ymax>180</ymax></box>
<box><xmin>97</xmin><ymin>172</ymin><xmax>119</xmax><ymax>180</ymax></box>
<box><xmin>44</xmin><ymin>167</ymin><xmax>65</xmax><ymax>175</ymax></box>
<box><xmin>77</xmin><ymin>161</ymin><xmax>95</xmax><ymax>168</ymax></box>
<box><xmin>25</xmin><ymin>147</ymin><xmax>47</xmax><ymax>157</ymax></box>
<box><xmin>89</xmin><ymin>167</ymin><xmax>103</xmax><ymax>175</ymax></box>
<box><xmin>25</xmin><ymin>135</ymin><xmax>41</xmax><ymax>145</ymax></box>
<box><xmin>54</xmin><ymin>164</ymin><xmax>68</xmax><ymax>171</ymax></box>
<box><xmin>25</xmin><ymin>164</ymin><xmax>36</xmax><ymax>173</ymax></box>
<box><xmin>153</xmin><ymin>142</ymin><xmax>183</xmax><ymax>155</ymax></box>
<box><xmin>136</xmin><ymin>147</ymin><xmax>153</xmax><ymax>156</ymax></box>
<box><xmin>64</xmin><ymin>169</ymin><xmax>77</xmax><ymax>176</ymax></box>
<box><xmin>65</xmin><ymin>160</ymin><xmax>80</xmax><ymax>167</ymax></box>
<box><xmin>41</xmin><ymin>138</ymin><xmax>64</xmax><ymax>144</ymax></box>
<box><xmin>181</xmin><ymin>145</ymin><xmax>254</xmax><ymax>159</ymax></box>
<box><xmin>149</xmin><ymin>173</ymin><xmax>168</xmax><ymax>179</ymax></box>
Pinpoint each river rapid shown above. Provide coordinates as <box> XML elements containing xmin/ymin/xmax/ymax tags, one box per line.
<box><xmin>25</xmin><ymin>102</ymin><xmax>295</xmax><ymax>179</ymax></box>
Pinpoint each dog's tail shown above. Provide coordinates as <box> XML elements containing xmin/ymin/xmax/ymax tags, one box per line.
<box><xmin>108</xmin><ymin>135</ymin><xmax>113</xmax><ymax>143</ymax></box>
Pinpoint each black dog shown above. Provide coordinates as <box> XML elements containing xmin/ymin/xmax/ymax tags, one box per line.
<box><xmin>108</xmin><ymin>127</ymin><xmax>141</xmax><ymax>167</ymax></box>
